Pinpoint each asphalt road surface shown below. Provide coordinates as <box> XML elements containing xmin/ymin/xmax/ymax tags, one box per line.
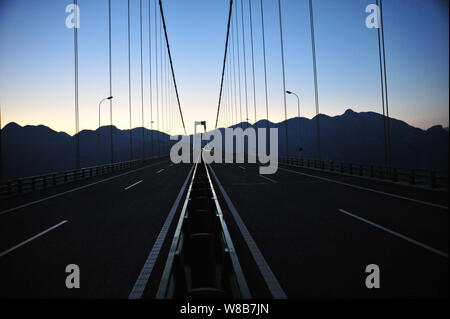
<box><xmin>209</xmin><ymin>162</ymin><xmax>448</xmax><ymax>298</ymax></box>
<box><xmin>0</xmin><ymin>159</ymin><xmax>192</xmax><ymax>298</ymax></box>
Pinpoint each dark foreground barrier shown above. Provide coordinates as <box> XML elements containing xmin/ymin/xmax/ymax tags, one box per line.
<box><xmin>0</xmin><ymin>155</ymin><xmax>168</xmax><ymax>199</ymax></box>
<box><xmin>157</xmin><ymin>154</ymin><xmax>250</xmax><ymax>299</ymax></box>
<box><xmin>279</xmin><ymin>157</ymin><xmax>448</xmax><ymax>190</ymax></box>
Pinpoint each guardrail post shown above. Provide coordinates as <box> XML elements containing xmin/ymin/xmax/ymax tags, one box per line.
<box><xmin>340</xmin><ymin>163</ymin><xmax>344</xmax><ymax>174</ymax></box>
<box><xmin>7</xmin><ymin>181</ymin><xmax>12</xmax><ymax>196</ymax></box>
<box><xmin>307</xmin><ymin>159</ymin><xmax>310</xmax><ymax>168</ymax></box>
<box><xmin>31</xmin><ymin>177</ymin><xmax>35</xmax><ymax>190</ymax></box>
<box><xmin>392</xmin><ymin>168</ymin><xmax>398</xmax><ymax>182</ymax></box>
<box><xmin>43</xmin><ymin>176</ymin><xmax>47</xmax><ymax>188</ymax></box>
<box><xmin>370</xmin><ymin>165</ymin><xmax>374</xmax><ymax>178</ymax></box>
<box><xmin>18</xmin><ymin>179</ymin><xmax>23</xmax><ymax>194</ymax></box>
<box><xmin>330</xmin><ymin>161</ymin><xmax>334</xmax><ymax>171</ymax></box>
<box><xmin>410</xmin><ymin>169</ymin><xmax>415</xmax><ymax>185</ymax></box>
<box><xmin>349</xmin><ymin>163</ymin><xmax>353</xmax><ymax>175</ymax></box>
<box><xmin>53</xmin><ymin>174</ymin><xmax>57</xmax><ymax>186</ymax></box>
<box><xmin>64</xmin><ymin>172</ymin><xmax>68</xmax><ymax>183</ymax></box>
<box><xmin>379</xmin><ymin>166</ymin><xmax>384</xmax><ymax>179</ymax></box>
<box><xmin>430</xmin><ymin>171</ymin><xmax>436</xmax><ymax>188</ymax></box>
<box><xmin>359</xmin><ymin>165</ymin><xmax>363</xmax><ymax>176</ymax></box>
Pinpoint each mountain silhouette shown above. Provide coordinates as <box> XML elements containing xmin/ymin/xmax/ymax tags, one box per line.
<box><xmin>1</xmin><ymin>124</ymin><xmax>171</xmax><ymax>179</ymax></box>
<box><xmin>213</xmin><ymin>109</ymin><xmax>448</xmax><ymax>172</ymax></box>
<box><xmin>1</xmin><ymin>109</ymin><xmax>448</xmax><ymax>180</ymax></box>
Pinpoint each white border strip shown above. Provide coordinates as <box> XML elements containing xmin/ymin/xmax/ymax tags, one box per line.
<box><xmin>209</xmin><ymin>165</ymin><xmax>287</xmax><ymax>299</ymax></box>
<box><xmin>0</xmin><ymin>160</ymin><xmax>168</xmax><ymax>217</ymax></box>
<box><xmin>128</xmin><ymin>164</ymin><xmax>194</xmax><ymax>299</ymax></box>
<box><xmin>339</xmin><ymin>209</ymin><xmax>449</xmax><ymax>259</ymax></box>
<box><xmin>0</xmin><ymin>220</ymin><xmax>68</xmax><ymax>258</ymax></box>
<box><xmin>279</xmin><ymin>167</ymin><xmax>449</xmax><ymax>211</ymax></box>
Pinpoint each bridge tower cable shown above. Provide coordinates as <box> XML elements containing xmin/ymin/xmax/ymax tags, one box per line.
<box><xmin>232</xmin><ymin>17</ymin><xmax>238</xmax><ymax>127</ymax></box>
<box><xmin>240</xmin><ymin>0</ymin><xmax>249</xmax><ymax>127</ymax></box>
<box><xmin>160</xmin><ymin>22</ymin><xmax>164</xmax><ymax>153</ymax></box>
<box><xmin>214</xmin><ymin>0</ymin><xmax>233</xmax><ymax>129</ymax></box>
<box><xmin>108</xmin><ymin>0</ymin><xmax>114</xmax><ymax>164</ymax></box>
<box><xmin>248</xmin><ymin>0</ymin><xmax>257</xmax><ymax>123</ymax></box>
<box><xmin>73</xmin><ymin>0</ymin><xmax>80</xmax><ymax>169</ymax></box>
<box><xmin>158</xmin><ymin>0</ymin><xmax>187</xmax><ymax>136</ymax></box>
<box><xmin>278</xmin><ymin>0</ymin><xmax>289</xmax><ymax>158</ymax></box>
<box><xmin>375</xmin><ymin>0</ymin><xmax>388</xmax><ymax>167</ymax></box>
<box><xmin>234</xmin><ymin>3</ymin><xmax>243</xmax><ymax>128</ymax></box>
<box><xmin>228</xmin><ymin>55</ymin><xmax>233</xmax><ymax>126</ymax></box>
<box><xmin>260</xmin><ymin>0</ymin><xmax>270</xmax><ymax>137</ymax></box>
<box><xmin>154</xmin><ymin>0</ymin><xmax>160</xmax><ymax>156</ymax></box>
<box><xmin>379</xmin><ymin>0</ymin><xmax>392</xmax><ymax>167</ymax></box>
<box><xmin>308</xmin><ymin>0</ymin><xmax>322</xmax><ymax>160</ymax></box>
<box><xmin>128</xmin><ymin>0</ymin><xmax>133</xmax><ymax>160</ymax></box>
<box><xmin>148</xmin><ymin>0</ymin><xmax>154</xmax><ymax>157</ymax></box>
<box><xmin>140</xmin><ymin>0</ymin><xmax>145</xmax><ymax>159</ymax></box>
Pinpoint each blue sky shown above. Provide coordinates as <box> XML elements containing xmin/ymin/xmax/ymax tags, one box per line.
<box><xmin>0</xmin><ymin>0</ymin><xmax>448</xmax><ymax>135</ymax></box>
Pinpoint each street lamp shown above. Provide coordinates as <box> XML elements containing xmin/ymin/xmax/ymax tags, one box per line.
<box><xmin>286</xmin><ymin>91</ymin><xmax>302</xmax><ymax>157</ymax></box>
<box><xmin>98</xmin><ymin>96</ymin><xmax>113</xmax><ymax>163</ymax></box>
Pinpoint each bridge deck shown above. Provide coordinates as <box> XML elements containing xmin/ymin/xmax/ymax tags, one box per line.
<box><xmin>0</xmin><ymin>161</ymin><xmax>448</xmax><ymax>298</ymax></box>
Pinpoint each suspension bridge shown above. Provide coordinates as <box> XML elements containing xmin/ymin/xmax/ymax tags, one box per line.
<box><xmin>0</xmin><ymin>0</ymin><xmax>448</xmax><ymax>299</ymax></box>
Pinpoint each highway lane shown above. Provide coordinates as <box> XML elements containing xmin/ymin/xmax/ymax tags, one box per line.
<box><xmin>210</xmin><ymin>162</ymin><xmax>449</xmax><ymax>298</ymax></box>
<box><xmin>0</xmin><ymin>160</ymin><xmax>192</xmax><ymax>298</ymax></box>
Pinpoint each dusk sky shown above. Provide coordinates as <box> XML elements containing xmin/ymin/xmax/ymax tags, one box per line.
<box><xmin>0</xmin><ymin>0</ymin><xmax>448</xmax><ymax>135</ymax></box>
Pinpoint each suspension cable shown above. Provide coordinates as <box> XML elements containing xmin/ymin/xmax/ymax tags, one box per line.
<box><xmin>379</xmin><ymin>0</ymin><xmax>391</xmax><ymax>166</ymax></box>
<box><xmin>158</xmin><ymin>0</ymin><xmax>187</xmax><ymax>135</ymax></box>
<box><xmin>240</xmin><ymin>0</ymin><xmax>249</xmax><ymax>125</ymax></box>
<box><xmin>248</xmin><ymin>0</ymin><xmax>257</xmax><ymax>123</ymax></box>
<box><xmin>128</xmin><ymin>0</ymin><xmax>133</xmax><ymax>160</ymax></box>
<box><xmin>108</xmin><ymin>0</ymin><xmax>114</xmax><ymax>163</ymax></box>
<box><xmin>155</xmin><ymin>0</ymin><xmax>160</xmax><ymax>155</ymax></box>
<box><xmin>140</xmin><ymin>0</ymin><xmax>145</xmax><ymax>158</ymax></box>
<box><xmin>260</xmin><ymin>0</ymin><xmax>269</xmax><ymax>133</ymax></box>
<box><xmin>278</xmin><ymin>0</ymin><xmax>288</xmax><ymax>157</ymax></box>
<box><xmin>309</xmin><ymin>0</ymin><xmax>322</xmax><ymax>160</ymax></box>
<box><xmin>214</xmin><ymin>0</ymin><xmax>233</xmax><ymax>129</ymax></box>
<box><xmin>148</xmin><ymin>0</ymin><xmax>153</xmax><ymax>157</ymax></box>
<box><xmin>375</xmin><ymin>0</ymin><xmax>388</xmax><ymax>167</ymax></box>
<box><xmin>234</xmin><ymin>3</ymin><xmax>243</xmax><ymax>127</ymax></box>
<box><xmin>74</xmin><ymin>0</ymin><xmax>80</xmax><ymax>169</ymax></box>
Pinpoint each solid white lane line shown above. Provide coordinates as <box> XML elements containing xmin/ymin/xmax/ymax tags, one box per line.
<box><xmin>0</xmin><ymin>160</ymin><xmax>168</xmax><ymax>217</ymax></box>
<box><xmin>156</xmin><ymin>169</ymin><xmax>165</xmax><ymax>174</ymax></box>
<box><xmin>209</xmin><ymin>165</ymin><xmax>287</xmax><ymax>299</ymax></box>
<box><xmin>260</xmin><ymin>174</ymin><xmax>277</xmax><ymax>183</ymax></box>
<box><xmin>238</xmin><ymin>166</ymin><xmax>246</xmax><ymax>170</ymax></box>
<box><xmin>128</xmin><ymin>164</ymin><xmax>195</xmax><ymax>299</ymax></box>
<box><xmin>0</xmin><ymin>220</ymin><xmax>68</xmax><ymax>258</ymax></box>
<box><xmin>338</xmin><ymin>209</ymin><xmax>449</xmax><ymax>259</ymax></box>
<box><xmin>279</xmin><ymin>167</ymin><xmax>448</xmax><ymax>211</ymax></box>
<box><xmin>124</xmin><ymin>180</ymin><xmax>143</xmax><ymax>190</ymax></box>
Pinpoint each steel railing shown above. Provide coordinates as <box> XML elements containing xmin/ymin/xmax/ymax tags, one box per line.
<box><xmin>156</xmin><ymin>153</ymin><xmax>250</xmax><ymax>299</ymax></box>
<box><xmin>279</xmin><ymin>157</ymin><xmax>449</xmax><ymax>189</ymax></box>
<box><xmin>0</xmin><ymin>155</ymin><xmax>168</xmax><ymax>199</ymax></box>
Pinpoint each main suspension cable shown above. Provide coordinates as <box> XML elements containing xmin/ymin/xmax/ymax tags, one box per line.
<box><xmin>158</xmin><ymin>0</ymin><xmax>187</xmax><ymax>135</ymax></box>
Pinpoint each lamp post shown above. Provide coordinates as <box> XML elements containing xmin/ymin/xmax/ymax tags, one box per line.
<box><xmin>286</xmin><ymin>91</ymin><xmax>302</xmax><ymax>157</ymax></box>
<box><xmin>98</xmin><ymin>96</ymin><xmax>113</xmax><ymax>163</ymax></box>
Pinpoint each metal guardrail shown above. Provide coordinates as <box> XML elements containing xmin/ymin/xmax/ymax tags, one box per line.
<box><xmin>0</xmin><ymin>155</ymin><xmax>168</xmax><ymax>199</ymax></box>
<box><xmin>279</xmin><ymin>157</ymin><xmax>449</xmax><ymax>189</ymax></box>
<box><xmin>156</xmin><ymin>153</ymin><xmax>250</xmax><ymax>299</ymax></box>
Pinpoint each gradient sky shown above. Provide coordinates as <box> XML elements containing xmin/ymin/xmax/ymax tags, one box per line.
<box><xmin>0</xmin><ymin>0</ymin><xmax>448</xmax><ymax>135</ymax></box>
